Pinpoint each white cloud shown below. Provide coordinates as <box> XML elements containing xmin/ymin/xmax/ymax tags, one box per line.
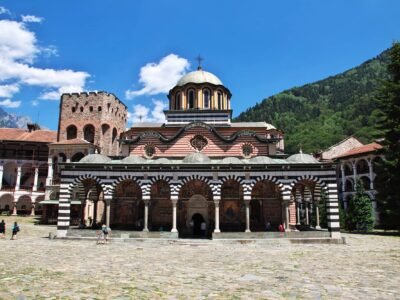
<box><xmin>0</xmin><ymin>84</ymin><xmax>19</xmax><ymax>98</ymax></box>
<box><xmin>0</xmin><ymin>20</ymin><xmax>38</xmax><ymax>63</ymax></box>
<box><xmin>0</xmin><ymin>99</ymin><xmax>21</xmax><ymax>108</ymax></box>
<box><xmin>31</xmin><ymin>100</ymin><xmax>39</xmax><ymax>106</ymax></box>
<box><xmin>21</xmin><ymin>15</ymin><xmax>44</xmax><ymax>23</ymax></box>
<box><xmin>0</xmin><ymin>17</ymin><xmax>89</xmax><ymax>105</ymax></box>
<box><xmin>0</xmin><ymin>7</ymin><xmax>10</xmax><ymax>15</ymax></box>
<box><xmin>125</xmin><ymin>54</ymin><xmax>189</xmax><ymax>99</ymax></box>
<box><xmin>128</xmin><ymin>100</ymin><xmax>167</xmax><ymax>124</ymax></box>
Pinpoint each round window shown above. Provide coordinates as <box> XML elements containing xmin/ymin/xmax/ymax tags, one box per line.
<box><xmin>144</xmin><ymin>144</ymin><xmax>155</xmax><ymax>158</ymax></box>
<box><xmin>242</xmin><ymin>143</ymin><xmax>253</xmax><ymax>158</ymax></box>
<box><xmin>190</xmin><ymin>135</ymin><xmax>208</xmax><ymax>151</ymax></box>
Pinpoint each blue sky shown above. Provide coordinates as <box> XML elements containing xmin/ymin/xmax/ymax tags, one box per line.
<box><xmin>0</xmin><ymin>0</ymin><xmax>399</xmax><ymax>130</ymax></box>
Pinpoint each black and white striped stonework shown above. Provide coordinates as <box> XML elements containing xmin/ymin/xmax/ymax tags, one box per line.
<box><xmin>56</xmin><ymin>168</ymin><xmax>340</xmax><ymax>237</ymax></box>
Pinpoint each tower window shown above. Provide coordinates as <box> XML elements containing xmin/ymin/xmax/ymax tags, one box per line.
<box><xmin>203</xmin><ymin>89</ymin><xmax>210</xmax><ymax>109</ymax></box>
<box><xmin>66</xmin><ymin>125</ymin><xmax>77</xmax><ymax>140</ymax></box>
<box><xmin>98</xmin><ymin>106</ymin><xmax>102</xmax><ymax>112</ymax></box>
<box><xmin>72</xmin><ymin>107</ymin><xmax>76</xmax><ymax>113</ymax></box>
<box><xmin>89</xmin><ymin>106</ymin><xmax>93</xmax><ymax>112</ymax></box>
<box><xmin>187</xmin><ymin>90</ymin><xmax>195</xmax><ymax>109</ymax></box>
<box><xmin>80</xmin><ymin>107</ymin><xmax>84</xmax><ymax>112</ymax></box>
<box><xmin>217</xmin><ymin>92</ymin><xmax>223</xmax><ymax>109</ymax></box>
<box><xmin>176</xmin><ymin>93</ymin><xmax>181</xmax><ymax>110</ymax></box>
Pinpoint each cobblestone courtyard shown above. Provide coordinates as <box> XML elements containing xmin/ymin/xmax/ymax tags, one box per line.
<box><xmin>0</xmin><ymin>217</ymin><xmax>399</xmax><ymax>299</ymax></box>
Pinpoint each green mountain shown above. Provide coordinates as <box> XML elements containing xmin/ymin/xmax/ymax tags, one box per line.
<box><xmin>235</xmin><ymin>48</ymin><xmax>391</xmax><ymax>154</ymax></box>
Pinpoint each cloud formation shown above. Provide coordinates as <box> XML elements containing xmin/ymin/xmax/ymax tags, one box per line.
<box><xmin>0</xmin><ymin>99</ymin><xmax>21</xmax><ymax>108</ymax></box>
<box><xmin>0</xmin><ymin>10</ymin><xmax>90</xmax><ymax>107</ymax></box>
<box><xmin>21</xmin><ymin>15</ymin><xmax>44</xmax><ymax>23</ymax></box>
<box><xmin>125</xmin><ymin>54</ymin><xmax>189</xmax><ymax>99</ymax></box>
<box><xmin>0</xmin><ymin>7</ymin><xmax>10</xmax><ymax>15</ymax></box>
<box><xmin>128</xmin><ymin>100</ymin><xmax>167</xmax><ymax>124</ymax></box>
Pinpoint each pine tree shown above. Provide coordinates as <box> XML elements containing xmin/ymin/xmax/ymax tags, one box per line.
<box><xmin>375</xmin><ymin>42</ymin><xmax>400</xmax><ymax>230</ymax></box>
<box><xmin>345</xmin><ymin>180</ymin><xmax>374</xmax><ymax>232</ymax></box>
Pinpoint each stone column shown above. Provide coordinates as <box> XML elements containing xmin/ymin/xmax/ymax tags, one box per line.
<box><xmin>244</xmin><ymin>200</ymin><xmax>251</xmax><ymax>233</ymax></box>
<box><xmin>30</xmin><ymin>203</ymin><xmax>35</xmax><ymax>216</ymax></box>
<box><xmin>104</xmin><ymin>196</ymin><xmax>112</xmax><ymax>228</ymax></box>
<box><xmin>143</xmin><ymin>199</ymin><xmax>149</xmax><ymax>232</ymax></box>
<box><xmin>214</xmin><ymin>200</ymin><xmax>221</xmax><ymax>233</ymax></box>
<box><xmin>12</xmin><ymin>201</ymin><xmax>17</xmax><ymax>215</ymax></box>
<box><xmin>0</xmin><ymin>165</ymin><xmax>3</xmax><ymax>190</ymax></box>
<box><xmin>46</xmin><ymin>158</ymin><xmax>53</xmax><ymax>186</ymax></box>
<box><xmin>352</xmin><ymin>161</ymin><xmax>357</xmax><ymax>190</ymax></box>
<box><xmin>296</xmin><ymin>201</ymin><xmax>301</xmax><ymax>225</ymax></box>
<box><xmin>285</xmin><ymin>203</ymin><xmax>290</xmax><ymax>231</ymax></box>
<box><xmin>340</xmin><ymin>163</ymin><xmax>345</xmax><ymax>192</ymax></box>
<box><xmin>368</xmin><ymin>159</ymin><xmax>374</xmax><ymax>190</ymax></box>
<box><xmin>315</xmin><ymin>202</ymin><xmax>321</xmax><ymax>229</ymax></box>
<box><xmin>92</xmin><ymin>200</ymin><xmax>98</xmax><ymax>227</ymax></box>
<box><xmin>305</xmin><ymin>202</ymin><xmax>309</xmax><ymax>225</ymax></box>
<box><xmin>15</xmin><ymin>165</ymin><xmax>21</xmax><ymax>191</ymax></box>
<box><xmin>171</xmin><ymin>197</ymin><xmax>178</xmax><ymax>233</ymax></box>
<box><xmin>326</xmin><ymin>182</ymin><xmax>341</xmax><ymax>239</ymax></box>
<box><xmin>32</xmin><ymin>167</ymin><xmax>39</xmax><ymax>192</ymax></box>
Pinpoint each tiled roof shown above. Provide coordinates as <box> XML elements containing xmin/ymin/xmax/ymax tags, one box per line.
<box><xmin>51</xmin><ymin>138</ymin><xmax>92</xmax><ymax>145</ymax></box>
<box><xmin>0</xmin><ymin>128</ymin><xmax>57</xmax><ymax>143</ymax></box>
<box><xmin>335</xmin><ymin>142</ymin><xmax>383</xmax><ymax>159</ymax></box>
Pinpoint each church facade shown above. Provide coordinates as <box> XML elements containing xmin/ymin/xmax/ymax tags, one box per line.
<box><xmin>55</xmin><ymin>67</ymin><xmax>340</xmax><ymax>239</ymax></box>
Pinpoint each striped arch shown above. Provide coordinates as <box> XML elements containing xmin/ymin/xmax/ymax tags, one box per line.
<box><xmin>290</xmin><ymin>175</ymin><xmax>328</xmax><ymax>192</ymax></box>
<box><xmin>250</xmin><ymin>175</ymin><xmax>284</xmax><ymax>192</ymax></box>
<box><xmin>149</xmin><ymin>175</ymin><xmax>171</xmax><ymax>185</ymax></box>
<box><xmin>68</xmin><ymin>174</ymin><xmax>109</xmax><ymax>196</ymax></box>
<box><xmin>220</xmin><ymin>175</ymin><xmax>245</xmax><ymax>185</ymax></box>
<box><xmin>110</xmin><ymin>175</ymin><xmax>141</xmax><ymax>193</ymax></box>
<box><xmin>175</xmin><ymin>174</ymin><xmax>213</xmax><ymax>194</ymax></box>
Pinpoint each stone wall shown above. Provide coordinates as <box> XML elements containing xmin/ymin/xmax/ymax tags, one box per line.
<box><xmin>58</xmin><ymin>92</ymin><xmax>127</xmax><ymax>156</ymax></box>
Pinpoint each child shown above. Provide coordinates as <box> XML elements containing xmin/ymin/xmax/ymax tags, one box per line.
<box><xmin>11</xmin><ymin>222</ymin><xmax>20</xmax><ymax>240</ymax></box>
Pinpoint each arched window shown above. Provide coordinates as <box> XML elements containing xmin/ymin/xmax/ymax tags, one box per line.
<box><xmin>187</xmin><ymin>89</ymin><xmax>195</xmax><ymax>109</ymax></box>
<box><xmin>217</xmin><ymin>91</ymin><xmax>223</xmax><ymax>109</ymax></box>
<box><xmin>83</xmin><ymin>124</ymin><xmax>95</xmax><ymax>143</ymax></box>
<box><xmin>112</xmin><ymin>128</ymin><xmax>118</xmax><ymax>144</ymax></box>
<box><xmin>356</xmin><ymin>159</ymin><xmax>369</xmax><ymax>174</ymax></box>
<box><xmin>66</xmin><ymin>125</ymin><xmax>77</xmax><ymax>140</ymax></box>
<box><xmin>176</xmin><ymin>93</ymin><xmax>181</xmax><ymax>110</ymax></box>
<box><xmin>203</xmin><ymin>89</ymin><xmax>210</xmax><ymax>109</ymax></box>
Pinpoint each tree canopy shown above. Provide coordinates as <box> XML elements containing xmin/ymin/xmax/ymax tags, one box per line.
<box><xmin>235</xmin><ymin>48</ymin><xmax>391</xmax><ymax>154</ymax></box>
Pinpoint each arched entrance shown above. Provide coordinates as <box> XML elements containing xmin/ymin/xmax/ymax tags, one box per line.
<box><xmin>178</xmin><ymin>180</ymin><xmax>214</xmax><ymax>237</ymax></box>
<box><xmin>191</xmin><ymin>213</ymin><xmax>205</xmax><ymax>236</ymax></box>
<box><xmin>251</xmin><ymin>180</ymin><xmax>282</xmax><ymax>231</ymax></box>
<box><xmin>220</xmin><ymin>179</ymin><xmax>244</xmax><ymax>232</ymax></box>
<box><xmin>149</xmin><ymin>180</ymin><xmax>172</xmax><ymax>231</ymax></box>
<box><xmin>112</xmin><ymin>179</ymin><xmax>142</xmax><ymax>230</ymax></box>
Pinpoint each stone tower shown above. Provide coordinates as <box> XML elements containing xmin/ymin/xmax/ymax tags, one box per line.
<box><xmin>57</xmin><ymin>91</ymin><xmax>127</xmax><ymax>156</ymax></box>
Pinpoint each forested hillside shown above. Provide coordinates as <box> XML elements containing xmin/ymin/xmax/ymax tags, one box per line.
<box><xmin>235</xmin><ymin>48</ymin><xmax>391</xmax><ymax>154</ymax></box>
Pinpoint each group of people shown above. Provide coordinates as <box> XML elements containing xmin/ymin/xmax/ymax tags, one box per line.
<box><xmin>0</xmin><ymin>220</ymin><xmax>20</xmax><ymax>240</ymax></box>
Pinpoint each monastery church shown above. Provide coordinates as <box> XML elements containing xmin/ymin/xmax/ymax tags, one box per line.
<box><xmin>0</xmin><ymin>65</ymin><xmax>341</xmax><ymax>239</ymax></box>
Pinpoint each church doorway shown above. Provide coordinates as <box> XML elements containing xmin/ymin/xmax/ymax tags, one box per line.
<box><xmin>191</xmin><ymin>213</ymin><xmax>205</xmax><ymax>236</ymax></box>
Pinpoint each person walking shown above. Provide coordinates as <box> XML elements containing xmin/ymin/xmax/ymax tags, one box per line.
<box><xmin>0</xmin><ymin>220</ymin><xmax>5</xmax><ymax>239</ymax></box>
<box><xmin>200</xmin><ymin>221</ymin><xmax>207</xmax><ymax>237</ymax></box>
<box><xmin>101</xmin><ymin>224</ymin><xmax>111</xmax><ymax>244</ymax></box>
<box><xmin>11</xmin><ymin>222</ymin><xmax>20</xmax><ymax>240</ymax></box>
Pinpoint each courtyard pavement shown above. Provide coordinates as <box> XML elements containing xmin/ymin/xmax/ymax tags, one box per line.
<box><xmin>0</xmin><ymin>216</ymin><xmax>399</xmax><ymax>299</ymax></box>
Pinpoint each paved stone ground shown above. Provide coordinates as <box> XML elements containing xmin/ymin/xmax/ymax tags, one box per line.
<box><xmin>0</xmin><ymin>216</ymin><xmax>399</xmax><ymax>299</ymax></box>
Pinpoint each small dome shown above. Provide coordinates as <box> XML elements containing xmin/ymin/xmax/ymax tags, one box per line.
<box><xmin>176</xmin><ymin>69</ymin><xmax>223</xmax><ymax>86</ymax></box>
<box><xmin>249</xmin><ymin>156</ymin><xmax>275</xmax><ymax>164</ymax></box>
<box><xmin>183</xmin><ymin>152</ymin><xmax>211</xmax><ymax>163</ymax></box>
<box><xmin>79</xmin><ymin>154</ymin><xmax>111</xmax><ymax>164</ymax></box>
<box><xmin>221</xmin><ymin>157</ymin><xmax>243</xmax><ymax>164</ymax></box>
<box><xmin>152</xmin><ymin>158</ymin><xmax>171</xmax><ymax>164</ymax></box>
<box><xmin>121</xmin><ymin>155</ymin><xmax>146</xmax><ymax>164</ymax></box>
<box><xmin>287</xmin><ymin>152</ymin><xmax>319</xmax><ymax>164</ymax></box>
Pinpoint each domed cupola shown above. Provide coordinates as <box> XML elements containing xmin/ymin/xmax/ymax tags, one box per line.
<box><xmin>165</xmin><ymin>62</ymin><xmax>232</xmax><ymax>126</ymax></box>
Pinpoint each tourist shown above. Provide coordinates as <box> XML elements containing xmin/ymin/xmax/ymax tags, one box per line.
<box><xmin>11</xmin><ymin>222</ymin><xmax>20</xmax><ymax>240</ymax></box>
<box><xmin>0</xmin><ymin>220</ymin><xmax>5</xmax><ymax>238</ymax></box>
<box><xmin>102</xmin><ymin>224</ymin><xmax>111</xmax><ymax>244</ymax></box>
<box><xmin>265</xmin><ymin>221</ymin><xmax>271</xmax><ymax>231</ymax></box>
<box><xmin>278</xmin><ymin>223</ymin><xmax>285</xmax><ymax>236</ymax></box>
<box><xmin>200</xmin><ymin>221</ymin><xmax>207</xmax><ymax>237</ymax></box>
